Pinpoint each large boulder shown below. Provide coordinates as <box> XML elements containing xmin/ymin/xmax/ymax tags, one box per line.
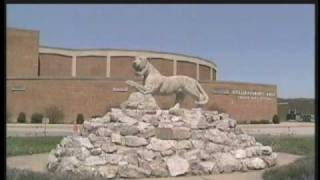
<box><xmin>166</xmin><ymin>155</ymin><xmax>190</xmax><ymax>176</ymax></box>
<box><xmin>155</xmin><ymin>127</ymin><xmax>191</xmax><ymax>140</ymax></box>
<box><xmin>98</xmin><ymin>165</ymin><xmax>118</xmax><ymax>179</ymax></box>
<box><xmin>124</xmin><ymin>136</ymin><xmax>148</xmax><ymax>147</ymax></box>
<box><xmin>146</xmin><ymin>138</ymin><xmax>176</xmax><ymax>152</ymax></box>
<box><xmin>215</xmin><ymin>153</ymin><xmax>242</xmax><ymax>173</ymax></box>
<box><xmin>118</xmin><ymin>163</ymin><xmax>151</xmax><ymax>178</ymax></box>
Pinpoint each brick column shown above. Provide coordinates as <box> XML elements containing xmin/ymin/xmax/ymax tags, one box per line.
<box><xmin>72</xmin><ymin>56</ymin><xmax>77</xmax><ymax>77</ymax></box>
<box><xmin>106</xmin><ymin>56</ymin><xmax>111</xmax><ymax>78</ymax></box>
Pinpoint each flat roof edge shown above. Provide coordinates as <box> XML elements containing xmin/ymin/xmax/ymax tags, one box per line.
<box><xmin>7</xmin><ymin>27</ymin><xmax>40</xmax><ymax>33</ymax></box>
<box><xmin>39</xmin><ymin>45</ymin><xmax>217</xmax><ymax>68</ymax></box>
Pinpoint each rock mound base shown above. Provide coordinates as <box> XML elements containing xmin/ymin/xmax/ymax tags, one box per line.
<box><xmin>47</xmin><ymin>108</ymin><xmax>277</xmax><ymax>178</ymax></box>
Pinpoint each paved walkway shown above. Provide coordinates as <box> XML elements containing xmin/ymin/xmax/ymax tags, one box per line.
<box><xmin>6</xmin><ymin>122</ymin><xmax>315</xmax><ymax>137</ymax></box>
<box><xmin>7</xmin><ymin>152</ymin><xmax>301</xmax><ymax>180</ymax></box>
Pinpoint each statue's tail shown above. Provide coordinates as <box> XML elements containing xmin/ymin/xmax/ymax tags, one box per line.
<box><xmin>195</xmin><ymin>82</ymin><xmax>209</xmax><ymax>105</ymax></box>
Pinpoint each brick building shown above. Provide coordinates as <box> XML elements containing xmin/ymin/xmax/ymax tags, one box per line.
<box><xmin>6</xmin><ymin>27</ymin><xmax>277</xmax><ymax>123</ymax></box>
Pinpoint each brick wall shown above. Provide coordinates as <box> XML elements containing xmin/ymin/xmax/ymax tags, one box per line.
<box><xmin>148</xmin><ymin>58</ymin><xmax>174</xmax><ymax>76</ymax></box>
<box><xmin>6</xmin><ymin>28</ymin><xmax>39</xmax><ymax>77</ymax></box>
<box><xmin>176</xmin><ymin>61</ymin><xmax>197</xmax><ymax>79</ymax></box>
<box><xmin>39</xmin><ymin>54</ymin><xmax>72</xmax><ymax>77</ymax></box>
<box><xmin>77</xmin><ymin>56</ymin><xmax>106</xmax><ymax>77</ymax></box>
<box><xmin>202</xmin><ymin>82</ymin><xmax>277</xmax><ymax>123</ymax></box>
<box><xmin>6</xmin><ymin>28</ymin><xmax>276</xmax><ymax>124</ymax></box>
<box><xmin>7</xmin><ymin>79</ymin><xmax>277</xmax><ymax>123</ymax></box>
<box><xmin>110</xmin><ymin>56</ymin><xmax>136</xmax><ymax>79</ymax></box>
<box><xmin>199</xmin><ymin>65</ymin><xmax>211</xmax><ymax>80</ymax></box>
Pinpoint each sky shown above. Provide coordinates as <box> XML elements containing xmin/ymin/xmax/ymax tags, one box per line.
<box><xmin>7</xmin><ymin>4</ymin><xmax>315</xmax><ymax>98</ymax></box>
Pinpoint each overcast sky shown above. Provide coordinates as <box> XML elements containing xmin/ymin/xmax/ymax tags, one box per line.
<box><xmin>7</xmin><ymin>4</ymin><xmax>315</xmax><ymax>98</ymax></box>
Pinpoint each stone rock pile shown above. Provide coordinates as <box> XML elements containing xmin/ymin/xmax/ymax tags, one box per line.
<box><xmin>47</xmin><ymin>108</ymin><xmax>277</xmax><ymax>178</ymax></box>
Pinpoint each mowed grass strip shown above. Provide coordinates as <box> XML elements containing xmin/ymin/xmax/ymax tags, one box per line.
<box><xmin>6</xmin><ymin>136</ymin><xmax>63</xmax><ymax>156</ymax></box>
<box><xmin>7</xmin><ymin>168</ymin><xmax>106</xmax><ymax>180</ymax></box>
<box><xmin>255</xmin><ymin>135</ymin><xmax>315</xmax><ymax>156</ymax></box>
<box><xmin>255</xmin><ymin>135</ymin><xmax>315</xmax><ymax>180</ymax></box>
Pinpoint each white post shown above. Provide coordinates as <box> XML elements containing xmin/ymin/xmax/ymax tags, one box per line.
<box><xmin>106</xmin><ymin>56</ymin><xmax>111</xmax><ymax>78</ymax></box>
<box><xmin>173</xmin><ymin>59</ymin><xmax>177</xmax><ymax>75</ymax></box>
<box><xmin>72</xmin><ymin>56</ymin><xmax>77</xmax><ymax>77</ymax></box>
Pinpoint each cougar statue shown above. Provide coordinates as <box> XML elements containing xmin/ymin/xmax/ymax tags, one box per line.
<box><xmin>126</xmin><ymin>56</ymin><xmax>209</xmax><ymax>110</ymax></box>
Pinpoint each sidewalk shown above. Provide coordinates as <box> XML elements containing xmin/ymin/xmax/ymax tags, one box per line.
<box><xmin>6</xmin><ymin>122</ymin><xmax>315</xmax><ymax>137</ymax></box>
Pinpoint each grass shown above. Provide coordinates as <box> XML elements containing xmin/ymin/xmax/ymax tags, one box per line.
<box><xmin>255</xmin><ymin>135</ymin><xmax>315</xmax><ymax>156</ymax></box>
<box><xmin>6</xmin><ymin>136</ymin><xmax>63</xmax><ymax>157</ymax></box>
<box><xmin>6</xmin><ymin>168</ymin><xmax>106</xmax><ymax>180</ymax></box>
<box><xmin>255</xmin><ymin>135</ymin><xmax>315</xmax><ymax>180</ymax></box>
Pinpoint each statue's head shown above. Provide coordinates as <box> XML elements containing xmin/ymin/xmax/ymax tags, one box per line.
<box><xmin>132</xmin><ymin>56</ymin><xmax>148</xmax><ymax>76</ymax></box>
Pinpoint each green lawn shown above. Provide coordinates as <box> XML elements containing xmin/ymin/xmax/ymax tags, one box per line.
<box><xmin>255</xmin><ymin>135</ymin><xmax>315</xmax><ymax>156</ymax></box>
<box><xmin>255</xmin><ymin>135</ymin><xmax>315</xmax><ymax>180</ymax></box>
<box><xmin>6</xmin><ymin>136</ymin><xmax>63</xmax><ymax>156</ymax></box>
<box><xmin>6</xmin><ymin>168</ymin><xmax>106</xmax><ymax>180</ymax></box>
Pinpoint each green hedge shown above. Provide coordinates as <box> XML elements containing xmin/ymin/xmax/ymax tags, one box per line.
<box><xmin>76</xmin><ymin>114</ymin><xmax>84</xmax><ymax>124</ymax></box>
<box><xmin>31</xmin><ymin>113</ymin><xmax>43</xmax><ymax>124</ymax></box>
<box><xmin>17</xmin><ymin>112</ymin><xmax>26</xmax><ymax>123</ymax></box>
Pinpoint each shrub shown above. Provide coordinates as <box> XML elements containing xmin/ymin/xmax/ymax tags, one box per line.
<box><xmin>45</xmin><ymin>106</ymin><xmax>64</xmax><ymax>124</ymax></box>
<box><xmin>272</xmin><ymin>114</ymin><xmax>280</xmax><ymax>124</ymax></box>
<box><xmin>76</xmin><ymin>114</ymin><xmax>84</xmax><ymax>124</ymax></box>
<box><xmin>31</xmin><ymin>113</ymin><xmax>43</xmax><ymax>124</ymax></box>
<box><xmin>17</xmin><ymin>112</ymin><xmax>26</xmax><ymax>123</ymax></box>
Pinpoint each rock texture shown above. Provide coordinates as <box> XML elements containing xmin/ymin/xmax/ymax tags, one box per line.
<box><xmin>47</xmin><ymin>108</ymin><xmax>277</xmax><ymax>178</ymax></box>
<box><xmin>120</xmin><ymin>92</ymin><xmax>160</xmax><ymax>111</ymax></box>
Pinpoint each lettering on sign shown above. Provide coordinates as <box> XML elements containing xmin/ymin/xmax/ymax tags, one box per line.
<box><xmin>238</xmin><ymin>96</ymin><xmax>273</xmax><ymax>100</ymax></box>
<box><xmin>11</xmin><ymin>85</ymin><xmax>25</xmax><ymax>92</ymax></box>
<box><xmin>211</xmin><ymin>89</ymin><xmax>230</xmax><ymax>95</ymax></box>
<box><xmin>112</xmin><ymin>87</ymin><xmax>128</xmax><ymax>92</ymax></box>
<box><xmin>211</xmin><ymin>88</ymin><xmax>276</xmax><ymax>100</ymax></box>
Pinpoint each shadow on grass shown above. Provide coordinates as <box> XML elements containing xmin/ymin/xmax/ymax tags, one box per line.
<box><xmin>255</xmin><ymin>135</ymin><xmax>315</xmax><ymax>180</ymax></box>
<box><xmin>263</xmin><ymin>155</ymin><xmax>315</xmax><ymax>180</ymax></box>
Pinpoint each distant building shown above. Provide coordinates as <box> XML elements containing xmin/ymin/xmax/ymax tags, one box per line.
<box><xmin>6</xmin><ymin>27</ymin><xmax>278</xmax><ymax>123</ymax></box>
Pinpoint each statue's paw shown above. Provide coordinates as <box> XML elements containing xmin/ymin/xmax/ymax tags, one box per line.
<box><xmin>169</xmin><ymin>107</ymin><xmax>184</xmax><ymax>116</ymax></box>
<box><xmin>125</xmin><ymin>80</ymin><xmax>134</xmax><ymax>85</ymax></box>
